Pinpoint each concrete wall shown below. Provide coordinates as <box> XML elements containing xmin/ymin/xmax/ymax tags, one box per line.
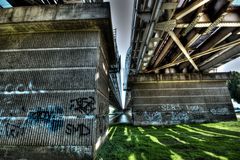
<box><xmin>128</xmin><ymin>73</ymin><xmax>237</xmax><ymax>126</ymax></box>
<box><xmin>0</xmin><ymin>3</ymin><xmax>112</xmax><ymax>160</ymax></box>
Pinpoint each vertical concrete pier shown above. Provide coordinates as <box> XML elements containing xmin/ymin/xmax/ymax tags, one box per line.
<box><xmin>128</xmin><ymin>73</ymin><xmax>237</xmax><ymax>126</ymax></box>
<box><xmin>0</xmin><ymin>3</ymin><xmax>115</xmax><ymax>159</ymax></box>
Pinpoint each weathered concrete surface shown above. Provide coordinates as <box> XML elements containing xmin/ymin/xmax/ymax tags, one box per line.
<box><xmin>0</xmin><ymin>3</ymin><xmax>113</xmax><ymax>160</ymax></box>
<box><xmin>128</xmin><ymin>73</ymin><xmax>237</xmax><ymax>126</ymax></box>
<box><xmin>0</xmin><ymin>4</ymin><xmax>109</xmax><ymax>22</ymax></box>
<box><xmin>0</xmin><ymin>146</ymin><xmax>94</xmax><ymax>160</ymax></box>
<box><xmin>0</xmin><ymin>3</ymin><xmax>116</xmax><ymax>65</ymax></box>
<box><xmin>0</xmin><ymin>116</ymin><xmax>108</xmax><ymax>145</ymax></box>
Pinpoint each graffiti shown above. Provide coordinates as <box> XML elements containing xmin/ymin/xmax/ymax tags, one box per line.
<box><xmin>186</xmin><ymin>105</ymin><xmax>204</xmax><ymax>112</ymax></box>
<box><xmin>143</xmin><ymin>111</ymin><xmax>189</xmax><ymax>124</ymax></box>
<box><xmin>26</xmin><ymin>105</ymin><xmax>64</xmax><ymax>132</ymax></box>
<box><xmin>65</xmin><ymin>123</ymin><xmax>90</xmax><ymax>137</ymax></box>
<box><xmin>144</xmin><ymin>112</ymin><xmax>162</xmax><ymax>123</ymax></box>
<box><xmin>160</xmin><ymin>104</ymin><xmax>203</xmax><ymax>112</ymax></box>
<box><xmin>5</xmin><ymin>123</ymin><xmax>25</xmax><ymax>138</ymax></box>
<box><xmin>160</xmin><ymin>104</ymin><xmax>181</xmax><ymax>111</ymax></box>
<box><xmin>0</xmin><ymin>81</ymin><xmax>46</xmax><ymax>95</ymax></box>
<box><xmin>70</xmin><ymin>96</ymin><xmax>96</xmax><ymax>115</ymax></box>
<box><xmin>171</xmin><ymin>112</ymin><xmax>189</xmax><ymax>122</ymax></box>
<box><xmin>210</xmin><ymin>108</ymin><xmax>229</xmax><ymax>115</ymax></box>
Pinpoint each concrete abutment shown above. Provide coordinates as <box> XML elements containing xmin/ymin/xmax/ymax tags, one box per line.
<box><xmin>0</xmin><ymin>3</ymin><xmax>115</xmax><ymax>160</ymax></box>
<box><xmin>128</xmin><ymin>73</ymin><xmax>237</xmax><ymax>126</ymax></box>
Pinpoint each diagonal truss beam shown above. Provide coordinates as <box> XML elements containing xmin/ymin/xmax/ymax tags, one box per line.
<box><xmin>199</xmin><ymin>45</ymin><xmax>240</xmax><ymax>71</ymax></box>
<box><xmin>146</xmin><ymin>39</ymin><xmax>240</xmax><ymax>73</ymax></box>
<box><xmin>168</xmin><ymin>30</ymin><xmax>199</xmax><ymax>71</ymax></box>
<box><xmin>153</xmin><ymin>29</ymin><xmax>182</xmax><ymax>68</ymax></box>
<box><xmin>172</xmin><ymin>4</ymin><xmax>231</xmax><ymax>63</ymax></box>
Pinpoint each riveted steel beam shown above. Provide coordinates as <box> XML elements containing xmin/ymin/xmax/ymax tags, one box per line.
<box><xmin>146</xmin><ymin>39</ymin><xmax>240</xmax><ymax>73</ymax></box>
<box><xmin>136</xmin><ymin>0</ymin><xmax>163</xmax><ymax>72</ymax></box>
<box><xmin>161</xmin><ymin>2</ymin><xmax>178</xmax><ymax>10</ymax></box>
<box><xmin>199</xmin><ymin>46</ymin><xmax>235</xmax><ymax>67</ymax></box>
<box><xmin>172</xmin><ymin>9</ymin><xmax>237</xmax><ymax>63</ymax></box>
<box><xmin>168</xmin><ymin>30</ymin><xmax>199</xmax><ymax>71</ymax></box>
<box><xmin>176</xmin><ymin>22</ymin><xmax>240</xmax><ymax>28</ymax></box>
<box><xmin>203</xmin><ymin>13</ymin><xmax>227</xmax><ymax>35</ymax></box>
<box><xmin>155</xmin><ymin>19</ymin><xmax>176</xmax><ymax>32</ymax></box>
<box><xmin>182</xmin><ymin>12</ymin><xmax>203</xmax><ymax>36</ymax></box>
<box><xmin>153</xmin><ymin>29</ymin><xmax>181</xmax><ymax>67</ymax></box>
<box><xmin>174</xmin><ymin>0</ymin><xmax>210</xmax><ymax>20</ymax></box>
<box><xmin>200</xmin><ymin>45</ymin><xmax>240</xmax><ymax>71</ymax></box>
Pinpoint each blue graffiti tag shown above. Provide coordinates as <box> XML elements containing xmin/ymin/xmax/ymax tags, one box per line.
<box><xmin>26</xmin><ymin>105</ymin><xmax>64</xmax><ymax>132</ymax></box>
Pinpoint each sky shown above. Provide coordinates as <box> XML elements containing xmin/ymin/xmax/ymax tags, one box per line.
<box><xmin>104</xmin><ymin>0</ymin><xmax>134</xmax><ymax>107</ymax></box>
<box><xmin>217</xmin><ymin>57</ymin><xmax>240</xmax><ymax>72</ymax></box>
<box><xmin>105</xmin><ymin>0</ymin><xmax>240</xmax><ymax>107</ymax></box>
<box><xmin>0</xmin><ymin>0</ymin><xmax>12</xmax><ymax>8</ymax></box>
<box><xmin>105</xmin><ymin>0</ymin><xmax>134</xmax><ymax>77</ymax></box>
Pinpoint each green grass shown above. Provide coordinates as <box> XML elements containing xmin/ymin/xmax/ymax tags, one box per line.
<box><xmin>96</xmin><ymin>121</ymin><xmax>240</xmax><ymax>160</ymax></box>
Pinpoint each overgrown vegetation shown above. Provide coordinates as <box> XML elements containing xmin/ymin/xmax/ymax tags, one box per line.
<box><xmin>228</xmin><ymin>72</ymin><xmax>240</xmax><ymax>103</ymax></box>
<box><xmin>96</xmin><ymin>121</ymin><xmax>240</xmax><ymax>160</ymax></box>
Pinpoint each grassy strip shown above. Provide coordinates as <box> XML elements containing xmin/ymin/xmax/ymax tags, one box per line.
<box><xmin>96</xmin><ymin>121</ymin><xmax>240</xmax><ymax>160</ymax></box>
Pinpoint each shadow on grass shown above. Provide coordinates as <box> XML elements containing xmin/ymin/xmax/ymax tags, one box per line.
<box><xmin>191</xmin><ymin>123</ymin><xmax>240</xmax><ymax>137</ymax></box>
<box><xmin>96</xmin><ymin>122</ymin><xmax>240</xmax><ymax>160</ymax></box>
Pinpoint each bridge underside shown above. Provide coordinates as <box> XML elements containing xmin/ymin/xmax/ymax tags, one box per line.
<box><xmin>128</xmin><ymin>73</ymin><xmax>237</xmax><ymax>125</ymax></box>
<box><xmin>129</xmin><ymin>0</ymin><xmax>240</xmax><ymax>74</ymax></box>
<box><xmin>125</xmin><ymin>0</ymin><xmax>239</xmax><ymax>126</ymax></box>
